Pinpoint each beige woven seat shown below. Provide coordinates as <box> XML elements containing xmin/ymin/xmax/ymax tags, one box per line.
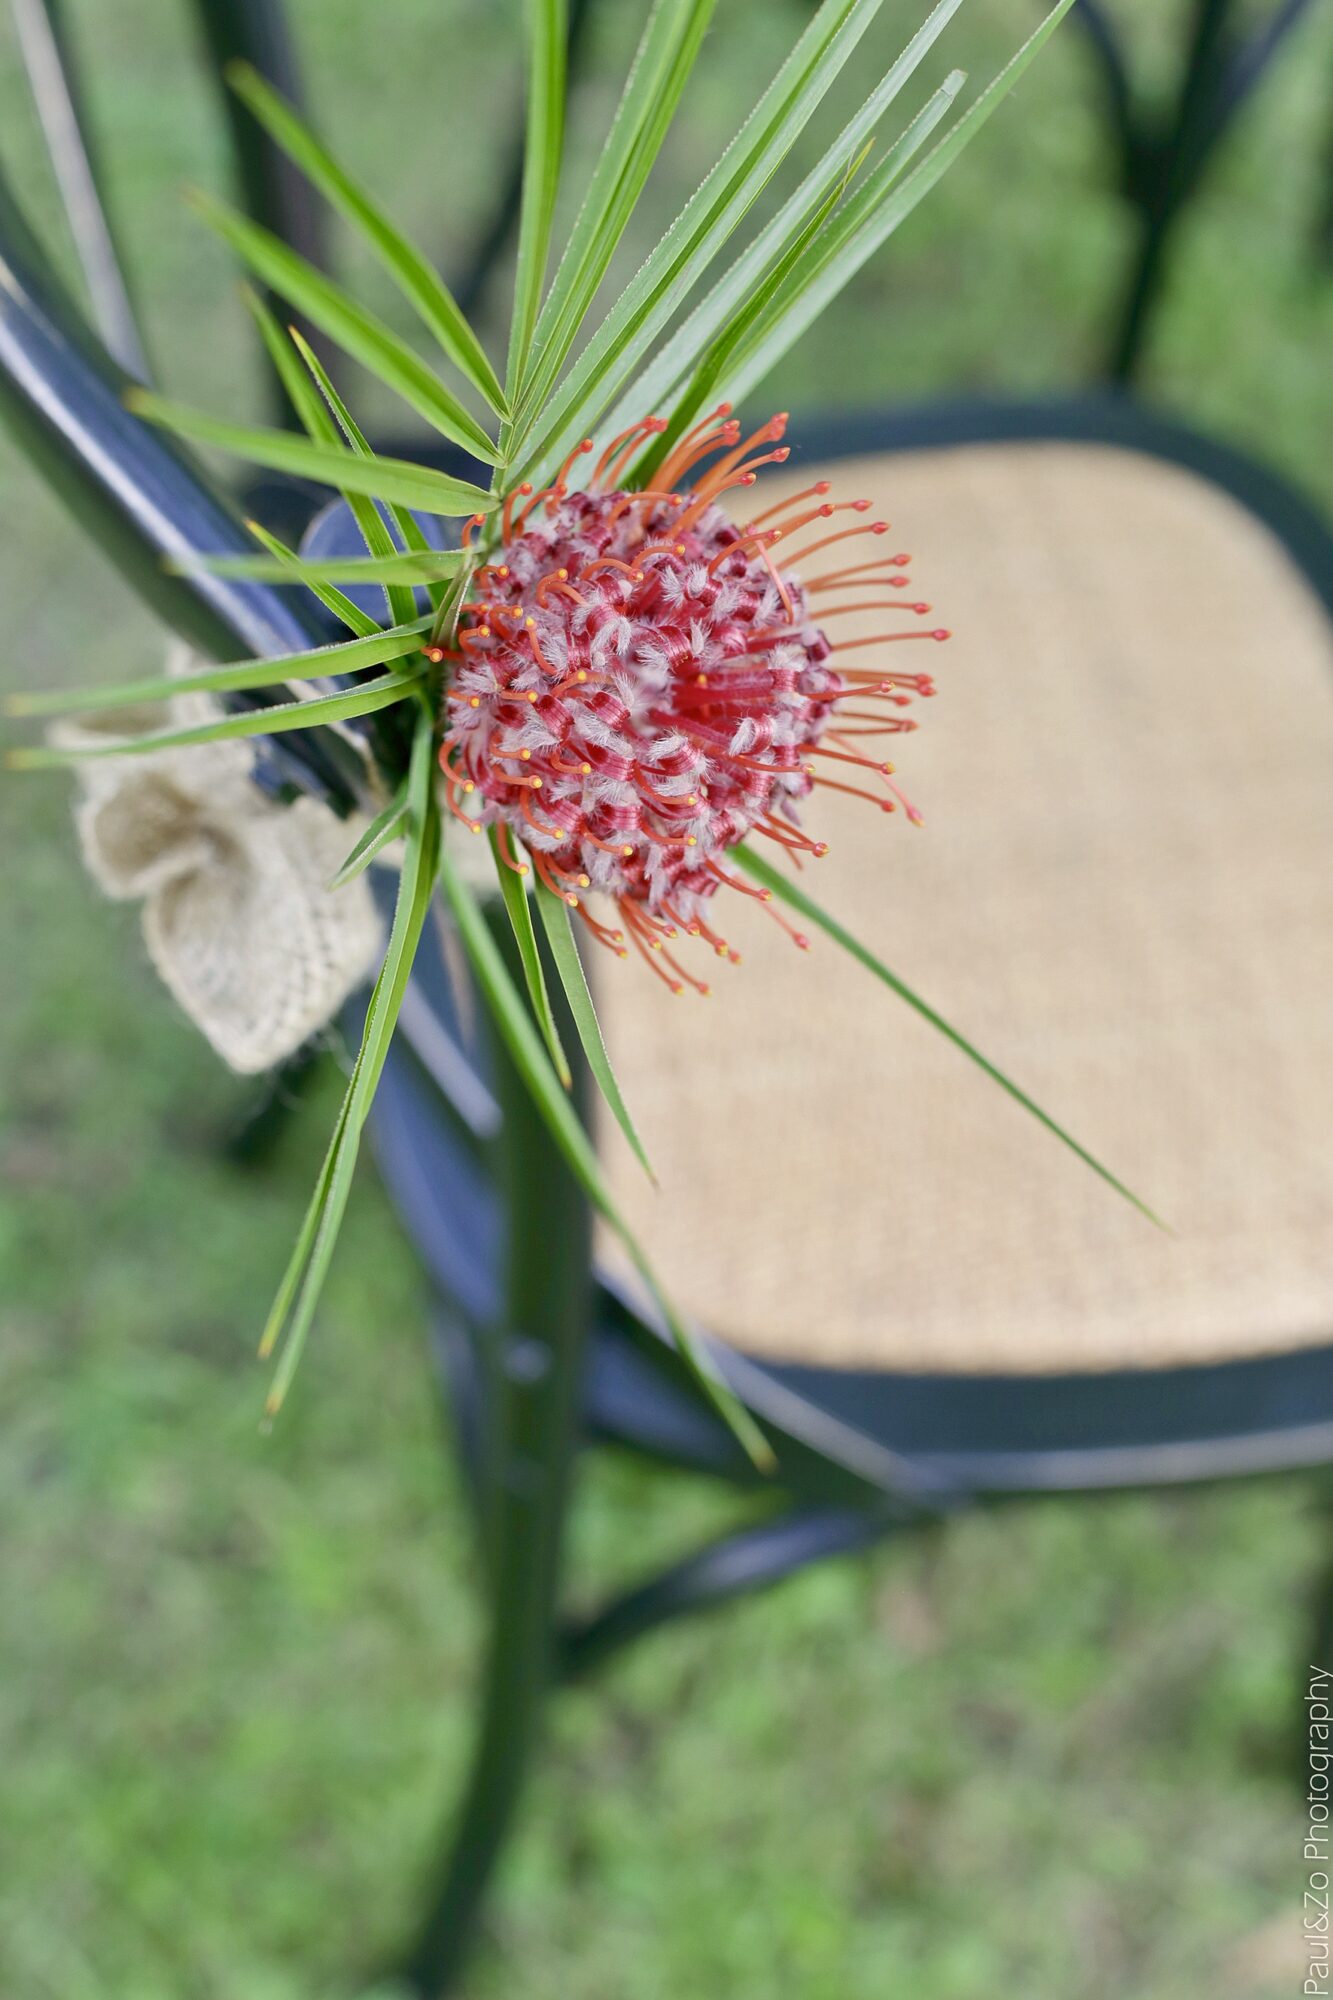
<box><xmin>595</xmin><ymin>441</ymin><xmax>1333</xmax><ymax>1376</ymax></box>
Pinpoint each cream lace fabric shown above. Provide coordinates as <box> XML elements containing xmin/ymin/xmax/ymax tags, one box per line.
<box><xmin>55</xmin><ymin>649</ymin><xmax>383</xmax><ymax>1073</ymax></box>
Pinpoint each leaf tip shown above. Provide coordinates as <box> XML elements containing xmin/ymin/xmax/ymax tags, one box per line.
<box><xmin>750</xmin><ymin>1434</ymin><xmax>779</xmax><ymax>1476</ymax></box>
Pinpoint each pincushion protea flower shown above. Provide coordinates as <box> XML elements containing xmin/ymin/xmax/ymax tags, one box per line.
<box><xmin>434</xmin><ymin>409</ymin><xmax>946</xmax><ymax>993</ymax></box>
<box><xmin>9</xmin><ymin>0</ymin><xmax>1138</xmax><ymax>1463</ymax></box>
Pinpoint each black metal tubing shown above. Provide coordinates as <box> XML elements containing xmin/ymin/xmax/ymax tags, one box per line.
<box><xmin>792</xmin><ymin>394</ymin><xmax>1333</xmax><ymax>611</ymax></box>
<box><xmin>1067</xmin><ymin>0</ymin><xmax>1135</xmax><ymax>159</ymax></box>
<box><xmin>555</xmin><ymin>1503</ymin><xmax>906</xmax><ymax>1684</ymax></box>
<box><xmin>1069</xmin><ymin>0</ymin><xmax>1319</xmax><ymax>382</ymax></box>
<box><xmin>189</xmin><ymin>0</ymin><xmax>332</xmax><ymax>422</ymax></box>
<box><xmin>400</xmin><ymin>918</ymin><xmax>593</xmax><ymax>1999</ymax></box>
<box><xmin>1111</xmin><ymin>0</ymin><xmax>1236</xmax><ymax>382</ymax></box>
<box><xmin>369</xmin><ymin>872</ymin><xmax>964</xmax><ymax>1511</ymax></box>
<box><xmin>10</xmin><ymin>0</ymin><xmax>149</xmax><ymax>378</ymax></box>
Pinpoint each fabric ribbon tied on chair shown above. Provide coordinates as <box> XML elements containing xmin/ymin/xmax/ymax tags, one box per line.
<box><xmin>55</xmin><ymin>652</ymin><xmax>383</xmax><ymax>1074</ymax></box>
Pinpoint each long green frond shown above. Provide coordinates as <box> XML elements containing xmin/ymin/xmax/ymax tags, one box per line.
<box><xmin>288</xmin><ymin>328</ymin><xmax>421</xmax><ymax>632</ymax></box>
<box><xmin>723</xmin><ymin>0</ymin><xmax>1077</xmax><ymax>409</ymax></box>
<box><xmin>226</xmin><ymin>61</ymin><xmax>506</xmax><ymax>414</ymax></box>
<box><xmin>439</xmin><ymin>848</ymin><xmax>773</xmax><ymax>1468</ymax></box>
<box><xmin>516</xmin><ymin>0</ymin><xmax>718</xmax><ymax>426</ymax></box>
<box><xmin>735</xmin><ymin>841</ymin><xmax>1163</xmax><ymax>1227</ymax></box>
<box><xmin>611</xmin><ymin>0</ymin><xmax>966</xmax><ymax>440</ymax></box>
<box><xmin>533</xmin><ymin>877</ymin><xmax>656</xmax><ymax>1183</ymax></box>
<box><xmin>488</xmin><ymin>830</ymin><xmax>572</xmax><ymax>1088</ymax></box>
<box><xmin>190</xmin><ymin>188</ymin><xmax>497</xmax><ymax>461</ymax></box>
<box><xmin>177</xmin><ymin>548</ymin><xmax>461</xmax><ymax>587</ymax></box>
<box><xmin>329</xmin><ymin>778</ymin><xmax>410</xmax><ymax>889</ymax></box>
<box><xmin>264</xmin><ymin>708</ymin><xmax>442</xmax><ymax>1410</ymax></box>
<box><xmin>126</xmin><ymin>390</ymin><xmax>495</xmax><ymax>516</ymax></box>
<box><xmin>507</xmin><ymin>0</ymin><xmax>568</xmax><ymax>399</ymax></box>
<box><xmin>241</xmin><ymin>516</ymin><xmax>382</xmax><ymax>640</ymax></box>
<box><xmin>508</xmin><ymin>0</ymin><xmax>892</xmax><ymax>484</ymax></box>
<box><xmin>6</xmin><ymin>618</ymin><xmax>431</xmax><ymax>718</ymax></box>
<box><xmin>9</xmin><ymin>666</ymin><xmax>425</xmax><ymax>765</ymax></box>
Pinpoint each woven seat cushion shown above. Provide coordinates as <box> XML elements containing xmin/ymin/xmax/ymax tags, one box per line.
<box><xmin>594</xmin><ymin>441</ymin><xmax>1333</xmax><ymax>1374</ymax></box>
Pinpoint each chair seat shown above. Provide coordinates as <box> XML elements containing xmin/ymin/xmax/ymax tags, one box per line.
<box><xmin>595</xmin><ymin>440</ymin><xmax>1333</xmax><ymax>1377</ymax></box>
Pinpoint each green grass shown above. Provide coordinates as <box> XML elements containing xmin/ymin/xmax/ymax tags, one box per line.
<box><xmin>1</xmin><ymin>2</ymin><xmax>1330</xmax><ymax>1995</ymax></box>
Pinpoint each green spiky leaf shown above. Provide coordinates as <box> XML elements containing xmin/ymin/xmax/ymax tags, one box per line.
<box><xmin>9</xmin><ymin>665</ymin><xmax>425</xmax><ymax>765</ymax></box>
<box><xmin>510</xmin><ymin>0</ymin><xmax>894</xmax><ymax>483</ymax></box>
<box><xmin>126</xmin><ymin>389</ymin><xmax>495</xmax><ymax>516</ymax></box>
<box><xmin>287</xmin><ymin>327</ymin><xmax>421</xmax><ymax>632</ymax></box>
<box><xmin>440</xmin><ymin>846</ymin><xmax>774</xmax><ymax>1469</ymax></box>
<box><xmin>734</xmin><ymin>841</ymin><xmax>1163</xmax><ymax>1227</ymax></box>
<box><xmin>243</xmin><ymin>292</ymin><xmax>449</xmax><ymax>618</ymax></box>
<box><xmin>516</xmin><ymin>0</ymin><xmax>718</xmax><ymax>424</ymax></box>
<box><xmin>615</xmin><ymin>0</ymin><xmax>966</xmax><ymax>441</ymax></box>
<box><xmin>330</xmin><ymin>778</ymin><xmax>410</xmax><ymax>889</ymax></box>
<box><xmin>5</xmin><ymin>617</ymin><xmax>431</xmax><ymax>718</ymax></box>
<box><xmin>262</xmin><ymin>708</ymin><xmax>440</xmax><ymax>1409</ymax></box>
<box><xmin>723</xmin><ymin>1</ymin><xmax>1077</xmax><ymax>409</ymax></box>
<box><xmin>242</xmin><ymin>515</ymin><xmax>382</xmax><ymax>640</ymax></box>
<box><xmin>508</xmin><ymin>0</ymin><xmax>569</xmax><ymax>398</ymax></box>
<box><xmin>190</xmin><ymin>188</ymin><xmax>498</xmax><ymax>462</ymax></box>
<box><xmin>488</xmin><ymin>828</ymin><xmax>572</xmax><ymax>1088</ymax></box>
<box><xmin>533</xmin><ymin>876</ymin><xmax>656</xmax><ymax>1183</ymax></box>
<box><xmin>226</xmin><ymin>61</ymin><xmax>507</xmax><ymax>414</ymax></box>
<box><xmin>175</xmin><ymin>548</ymin><xmax>461</xmax><ymax>587</ymax></box>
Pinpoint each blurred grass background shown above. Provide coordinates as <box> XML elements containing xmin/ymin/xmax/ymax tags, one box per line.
<box><xmin>1</xmin><ymin>1</ymin><xmax>1331</xmax><ymax>1994</ymax></box>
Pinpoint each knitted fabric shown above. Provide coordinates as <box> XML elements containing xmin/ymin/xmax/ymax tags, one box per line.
<box><xmin>56</xmin><ymin>649</ymin><xmax>382</xmax><ymax>1073</ymax></box>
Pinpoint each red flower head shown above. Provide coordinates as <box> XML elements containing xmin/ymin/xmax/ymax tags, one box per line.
<box><xmin>436</xmin><ymin>409</ymin><xmax>946</xmax><ymax>993</ymax></box>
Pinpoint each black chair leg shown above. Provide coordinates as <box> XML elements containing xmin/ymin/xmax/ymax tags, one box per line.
<box><xmin>400</xmin><ymin>1413</ymin><xmax>573</xmax><ymax>1996</ymax></box>
<box><xmin>556</xmin><ymin>1502</ymin><xmax>908</xmax><ymax>1684</ymax></box>
<box><xmin>399</xmin><ymin>921</ymin><xmax>592</xmax><ymax>1996</ymax></box>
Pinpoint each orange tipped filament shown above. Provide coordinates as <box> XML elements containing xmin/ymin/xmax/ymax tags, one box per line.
<box><xmin>501</xmin><ymin>483</ymin><xmax>533</xmax><ymax>541</ymax></box>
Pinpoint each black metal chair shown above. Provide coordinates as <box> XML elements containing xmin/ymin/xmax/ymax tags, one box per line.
<box><xmin>358</xmin><ymin>393</ymin><xmax>1333</xmax><ymax>1987</ymax></box>
<box><xmin>3</xmin><ymin>5</ymin><xmax>1328</xmax><ymax>1993</ymax></box>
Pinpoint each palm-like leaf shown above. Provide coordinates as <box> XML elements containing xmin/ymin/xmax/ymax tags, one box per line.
<box><xmin>261</xmin><ymin>705</ymin><xmax>441</xmax><ymax>1410</ymax></box>
<box><xmin>489</xmin><ymin>828</ymin><xmax>573</xmax><ymax>1089</ymax></box>
<box><xmin>6</xmin><ymin>617</ymin><xmax>432</xmax><ymax>718</ymax></box>
<box><xmin>190</xmin><ymin>188</ymin><xmax>498</xmax><ymax>462</ymax></box>
<box><xmin>2</xmin><ymin>0</ymin><xmax>1121</xmax><ymax>1459</ymax></box>
<box><xmin>508</xmin><ymin>0</ymin><xmax>898</xmax><ymax>483</ymax></box>
<box><xmin>225</xmin><ymin>59</ymin><xmax>507</xmax><ymax>414</ymax></box>
<box><xmin>506</xmin><ymin>0</ymin><xmax>569</xmax><ymax>400</ymax></box>
<box><xmin>9</xmin><ymin>664</ymin><xmax>426</xmax><ymax>767</ymax></box>
<box><xmin>125</xmin><ymin>390</ymin><xmax>494</xmax><ymax>514</ymax></box>
<box><xmin>514</xmin><ymin>0</ymin><xmax>718</xmax><ymax>424</ymax></box>
<box><xmin>440</xmin><ymin>847</ymin><xmax>773</xmax><ymax>1469</ymax></box>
